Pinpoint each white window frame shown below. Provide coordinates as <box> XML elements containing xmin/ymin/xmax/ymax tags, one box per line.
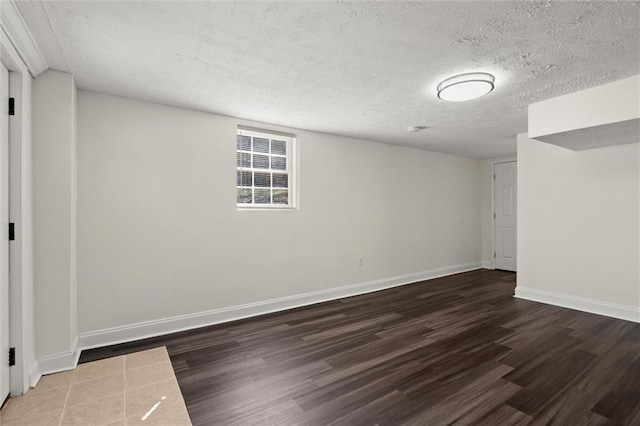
<box><xmin>236</xmin><ymin>127</ymin><xmax>297</xmax><ymax>210</ymax></box>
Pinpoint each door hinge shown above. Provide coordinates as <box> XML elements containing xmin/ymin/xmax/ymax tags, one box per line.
<box><xmin>493</xmin><ymin>213</ymin><xmax>496</xmax><ymax>219</ymax></box>
<box><xmin>493</xmin><ymin>173</ymin><xmax>495</xmax><ymax>180</ymax></box>
<box><xmin>8</xmin><ymin>97</ymin><xmax>15</xmax><ymax>116</ymax></box>
<box><xmin>494</xmin><ymin>252</ymin><xmax>496</xmax><ymax>258</ymax></box>
<box><xmin>8</xmin><ymin>223</ymin><xmax>14</xmax><ymax>241</ymax></box>
<box><xmin>8</xmin><ymin>347</ymin><xmax>15</xmax><ymax>366</ymax></box>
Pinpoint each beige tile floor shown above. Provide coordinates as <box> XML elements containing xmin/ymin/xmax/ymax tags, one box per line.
<box><xmin>0</xmin><ymin>347</ymin><xmax>191</xmax><ymax>426</ymax></box>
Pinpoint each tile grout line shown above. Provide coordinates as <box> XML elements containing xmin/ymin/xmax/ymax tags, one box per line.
<box><xmin>3</xmin><ymin>350</ymin><xmax>179</xmax><ymax>426</ymax></box>
<box><xmin>58</xmin><ymin>366</ymin><xmax>77</xmax><ymax>426</ymax></box>
<box><xmin>123</xmin><ymin>356</ymin><xmax>127</xmax><ymax>426</ymax></box>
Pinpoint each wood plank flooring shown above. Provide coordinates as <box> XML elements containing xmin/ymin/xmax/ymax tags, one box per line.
<box><xmin>80</xmin><ymin>269</ymin><xmax>640</xmax><ymax>425</ymax></box>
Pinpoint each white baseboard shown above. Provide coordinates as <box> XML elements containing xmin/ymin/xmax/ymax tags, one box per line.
<box><xmin>37</xmin><ymin>336</ymin><xmax>81</xmax><ymax>376</ymax></box>
<box><xmin>515</xmin><ymin>286</ymin><xmax>640</xmax><ymax>323</ymax></box>
<box><xmin>28</xmin><ymin>360</ymin><xmax>41</xmax><ymax>389</ymax></box>
<box><xmin>79</xmin><ymin>262</ymin><xmax>482</xmax><ymax>350</ymax></box>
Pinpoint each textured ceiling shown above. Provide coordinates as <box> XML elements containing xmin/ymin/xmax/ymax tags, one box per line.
<box><xmin>19</xmin><ymin>1</ymin><xmax>640</xmax><ymax>158</ymax></box>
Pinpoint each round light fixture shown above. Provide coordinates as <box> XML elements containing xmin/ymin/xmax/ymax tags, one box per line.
<box><xmin>437</xmin><ymin>72</ymin><xmax>495</xmax><ymax>102</ymax></box>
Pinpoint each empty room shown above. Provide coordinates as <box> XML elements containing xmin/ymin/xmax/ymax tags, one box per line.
<box><xmin>0</xmin><ymin>1</ymin><xmax>638</xmax><ymax>425</ymax></box>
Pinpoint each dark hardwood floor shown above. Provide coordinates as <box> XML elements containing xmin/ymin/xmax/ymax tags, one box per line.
<box><xmin>80</xmin><ymin>269</ymin><xmax>640</xmax><ymax>425</ymax></box>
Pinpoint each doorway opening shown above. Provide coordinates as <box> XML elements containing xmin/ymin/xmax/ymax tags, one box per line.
<box><xmin>492</xmin><ymin>160</ymin><xmax>517</xmax><ymax>272</ymax></box>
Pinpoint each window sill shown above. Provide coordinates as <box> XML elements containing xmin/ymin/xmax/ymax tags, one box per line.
<box><xmin>237</xmin><ymin>206</ymin><xmax>298</xmax><ymax>211</ymax></box>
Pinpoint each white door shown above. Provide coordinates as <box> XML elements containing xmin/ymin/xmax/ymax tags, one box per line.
<box><xmin>494</xmin><ymin>161</ymin><xmax>517</xmax><ymax>271</ymax></box>
<box><xmin>0</xmin><ymin>63</ymin><xmax>9</xmax><ymax>403</ymax></box>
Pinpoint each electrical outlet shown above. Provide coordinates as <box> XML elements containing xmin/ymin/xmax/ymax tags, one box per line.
<box><xmin>358</xmin><ymin>256</ymin><xmax>364</xmax><ymax>266</ymax></box>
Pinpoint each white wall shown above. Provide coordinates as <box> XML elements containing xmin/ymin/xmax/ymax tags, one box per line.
<box><xmin>516</xmin><ymin>134</ymin><xmax>639</xmax><ymax>321</ymax></box>
<box><xmin>32</xmin><ymin>70</ymin><xmax>79</xmax><ymax>370</ymax></box>
<box><xmin>77</xmin><ymin>91</ymin><xmax>482</xmax><ymax>342</ymax></box>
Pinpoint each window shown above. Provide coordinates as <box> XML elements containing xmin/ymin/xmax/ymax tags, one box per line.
<box><xmin>236</xmin><ymin>127</ymin><xmax>296</xmax><ymax>209</ymax></box>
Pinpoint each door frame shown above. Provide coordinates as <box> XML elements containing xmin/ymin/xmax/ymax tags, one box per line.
<box><xmin>0</xmin><ymin>56</ymin><xmax>9</xmax><ymax>406</ymax></box>
<box><xmin>490</xmin><ymin>156</ymin><xmax>517</xmax><ymax>271</ymax></box>
<box><xmin>0</xmin><ymin>20</ymin><xmax>38</xmax><ymax>395</ymax></box>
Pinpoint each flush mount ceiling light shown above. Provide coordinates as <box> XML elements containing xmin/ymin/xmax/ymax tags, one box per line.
<box><xmin>437</xmin><ymin>72</ymin><xmax>495</xmax><ymax>102</ymax></box>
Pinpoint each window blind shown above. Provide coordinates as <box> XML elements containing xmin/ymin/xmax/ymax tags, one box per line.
<box><xmin>236</xmin><ymin>128</ymin><xmax>295</xmax><ymax>208</ymax></box>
